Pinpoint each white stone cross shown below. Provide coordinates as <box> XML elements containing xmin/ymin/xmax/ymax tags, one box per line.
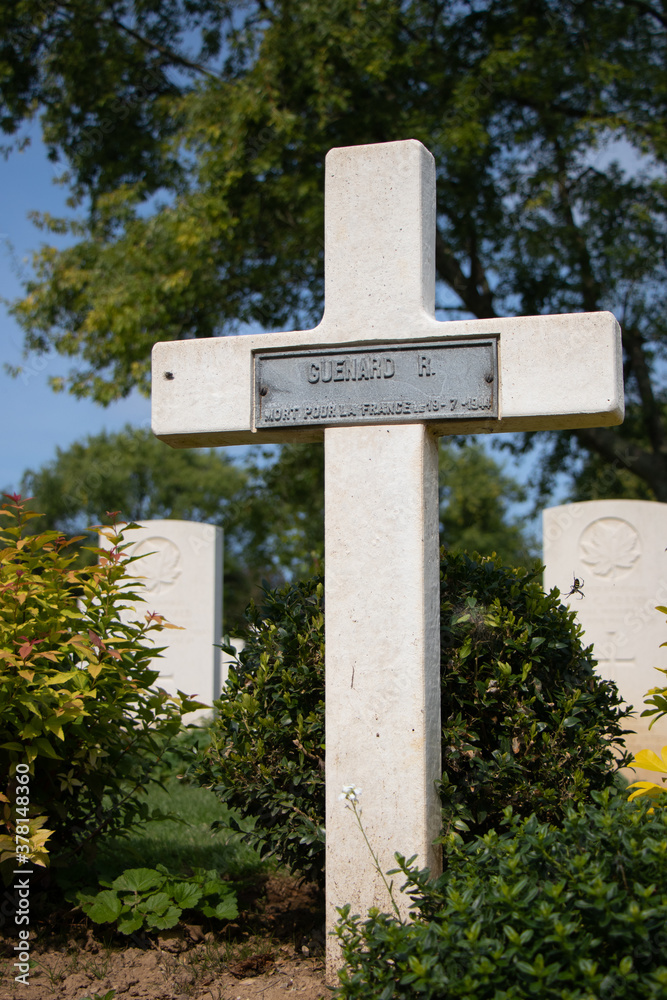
<box><xmin>152</xmin><ymin>140</ymin><xmax>623</xmax><ymax>976</ymax></box>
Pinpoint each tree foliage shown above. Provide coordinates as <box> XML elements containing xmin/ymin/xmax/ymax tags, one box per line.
<box><xmin>18</xmin><ymin>425</ymin><xmax>247</xmax><ymax>532</ymax></box>
<box><xmin>14</xmin><ymin>426</ymin><xmax>330</xmax><ymax>624</ymax></box>
<box><xmin>16</xmin><ymin>425</ymin><xmax>258</xmax><ymax>623</ymax></box>
<box><xmin>438</xmin><ymin>441</ymin><xmax>532</xmax><ymax>565</ymax></box>
<box><xmin>2</xmin><ymin>0</ymin><xmax>667</xmax><ymax>498</ymax></box>
<box><xmin>14</xmin><ymin>429</ymin><xmax>535</xmax><ymax>625</ymax></box>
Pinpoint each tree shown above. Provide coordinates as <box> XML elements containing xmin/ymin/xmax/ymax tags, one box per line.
<box><xmin>439</xmin><ymin>440</ymin><xmax>533</xmax><ymax>565</ymax></box>
<box><xmin>17</xmin><ymin>425</ymin><xmax>246</xmax><ymax>532</ymax></box>
<box><xmin>244</xmin><ymin>438</ymin><xmax>536</xmax><ymax>572</ymax></box>
<box><xmin>13</xmin><ymin>428</ymin><xmax>534</xmax><ymax>626</ymax></box>
<box><xmin>4</xmin><ymin>0</ymin><xmax>665</xmax><ymax>497</ymax></box>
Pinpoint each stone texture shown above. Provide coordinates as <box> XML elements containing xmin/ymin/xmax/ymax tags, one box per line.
<box><xmin>543</xmin><ymin>500</ymin><xmax>667</xmax><ymax>776</ymax></box>
<box><xmin>325</xmin><ymin>423</ymin><xmax>441</xmax><ymax>972</ymax></box>
<box><xmin>102</xmin><ymin>519</ymin><xmax>223</xmax><ymax>722</ymax></box>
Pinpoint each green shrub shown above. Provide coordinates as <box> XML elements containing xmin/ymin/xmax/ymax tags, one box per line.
<box><xmin>191</xmin><ymin>552</ymin><xmax>629</xmax><ymax>885</ymax></box>
<box><xmin>192</xmin><ymin>578</ymin><xmax>325</xmax><ymax>885</ymax></box>
<box><xmin>0</xmin><ymin>495</ymin><xmax>201</xmax><ymax>877</ymax></box>
<box><xmin>335</xmin><ymin>791</ymin><xmax>667</xmax><ymax>999</ymax></box>
<box><xmin>637</xmin><ymin>601</ymin><xmax>667</xmax><ymax>733</ymax></box>
<box><xmin>437</xmin><ymin>551</ymin><xmax>630</xmax><ymax>838</ymax></box>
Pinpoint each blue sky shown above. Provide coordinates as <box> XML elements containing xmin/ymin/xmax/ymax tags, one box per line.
<box><xmin>0</xmin><ymin>127</ymin><xmax>152</xmax><ymax>494</ymax></box>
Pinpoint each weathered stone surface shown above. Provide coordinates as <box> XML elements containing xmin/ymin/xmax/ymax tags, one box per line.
<box><xmin>543</xmin><ymin>500</ymin><xmax>667</xmax><ymax>776</ymax></box>
<box><xmin>325</xmin><ymin>423</ymin><xmax>441</xmax><ymax>959</ymax></box>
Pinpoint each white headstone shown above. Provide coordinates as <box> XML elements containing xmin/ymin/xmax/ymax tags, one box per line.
<box><xmin>543</xmin><ymin>500</ymin><xmax>667</xmax><ymax>776</ymax></box>
<box><xmin>151</xmin><ymin>139</ymin><xmax>624</xmax><ymax>977</ymax></box>
<box><xmin>102</xmin><ymin>519</ymin><xmax>223</xmax><ymax>723</ymax></box>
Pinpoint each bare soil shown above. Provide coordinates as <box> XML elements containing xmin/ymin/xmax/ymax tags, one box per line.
<box><xmin>0</xmin><ymin>875</ymin><xmax>329</xmax><ymax>1000</ymax></box>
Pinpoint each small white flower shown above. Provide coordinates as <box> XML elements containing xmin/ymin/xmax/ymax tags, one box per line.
<box><xmin>339</xmin><ymin>784</ymin><xmax>362</xmax><ymax>806</ymax></box>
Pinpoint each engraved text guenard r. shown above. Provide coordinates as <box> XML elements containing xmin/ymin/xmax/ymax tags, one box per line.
<box><xmin>254</xmin><ymin>338</ymin><xmax>498</xmax><ymax>429</ymax></box>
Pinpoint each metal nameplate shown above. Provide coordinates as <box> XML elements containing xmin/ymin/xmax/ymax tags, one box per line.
<box><xmin>253</xmin><ymin>338</ymin><xmax>498</xmax><ymax>429</ymax></box>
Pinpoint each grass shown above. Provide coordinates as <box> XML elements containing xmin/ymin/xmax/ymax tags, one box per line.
<box><xmin>93</xmin><ymin>777</ymin><xmax>263</xmax><ymax>881</ymax></box>
<box><xmin>0</xmin><ymin>730</ymin><xmax>321</xmax><ymax>1000</ymax></box>
<box><xmin>55</xmin><ymin>727</ymin><xmax>270</xmax><ymax>898</ymax></box>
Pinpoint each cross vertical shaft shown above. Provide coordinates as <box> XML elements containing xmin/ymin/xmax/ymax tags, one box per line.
<box><xmin>321</xmin><ymin>143</ymin><xmax>442</xmax><ymax>976</ymax></box>
<box><xmin>325</xmin><ymin>423</ymin><xmax>441</xmax><ymax>974</ymax></box>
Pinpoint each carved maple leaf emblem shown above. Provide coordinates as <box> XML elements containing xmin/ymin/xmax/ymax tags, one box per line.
<box><xmin>579</xmin><ymin>519</ymin><xmax>640</xmax><ymax>580</ymax></box>
<box><xmin>131</xmin><ymin>537</ymin><xmax>182</xmax><ymax>596</ymax></box>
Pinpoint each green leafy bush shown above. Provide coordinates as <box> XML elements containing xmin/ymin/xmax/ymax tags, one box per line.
<box><xmin>76</xmin><ymin>864</ymin><xmax>238</xmax><ymax>934</ymax></box>
<box><xmin>334</xmin><ymin>791</ymin><xmax>667</xmax><ymax>999</ymax></box>
<box><xmin>641</xmin><ymin>667</ymin><xmax>667</xmax><ymax>725</ymax></box>
<box><xmin>437</xmin><ymin>551</ymin><xmax>630</xmax><ymax>837</ymax></box>
<box><xmin>0</xmin><ymin>495</ymin><xmax>201</xmax><ymax>877</ymax></box>
<box><xmin>627</xmin><ymin>605</ymin><xmax>667</xmax><ymax>805</ymax></box>
<box><xmin>193</xmin><ymin>578</ymin><xmax>325</xmax><ymax>885</ymax></box>
<box><xmin>191</xmin><ymin>553</ymin><xmax>629</xmax><ymax>885</ymax></box>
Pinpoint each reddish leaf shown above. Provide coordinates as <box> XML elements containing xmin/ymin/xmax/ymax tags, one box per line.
<box><xmin>88</xmin><ymin>630</ymin><xmax>104</xmax><ymax>650</ymax></box>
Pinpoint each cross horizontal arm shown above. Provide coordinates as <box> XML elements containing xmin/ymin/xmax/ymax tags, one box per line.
<box><xmin>152</xmin><ymin>310</ymin><xmax>624</xmax><ymax>447</ymax></box>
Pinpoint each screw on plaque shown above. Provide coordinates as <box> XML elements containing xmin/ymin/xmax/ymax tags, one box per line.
<box><xmin>259</xmin><ymin>386</ymin><xmax>268</xmax><ymax>396</ymax></box>
<box><xmin>485</xmin><ymin>373</ymin><xmax>494</xmax><ymax>383</ymax></box>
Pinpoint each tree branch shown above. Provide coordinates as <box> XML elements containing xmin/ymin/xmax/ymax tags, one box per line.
<box><xmin>574</xmin><ymin>426</ymin><xmax>667</xmax><ymax>501</ymax></box>
<box><xmin>109</xmin><ymin>16</ymin><xmax>221</xmax><ymax>80</ymax></box>
<box><xmin>57</xmin><ymin>0</ymin><xmax>221</xmax><ymax>80</ymax></box>
<box><xmin>435</xmin><ymin>227</ymin><xmax>497</xmax><ymax>318</ymax></box>
<box><xmin>621</xmin><ymin>0</ymin><xmax>667</xmax><ymax>30</ymax></box>
<box><xmin>622</xmin><ymin>323</ymin><xmax>666</xmax><ymax>457</ymax></box>
<box><xmin>554</xmin><ymin>144</ymin><xmax>601</xmax><ymax>312</ymax></box>
<box><xmin>509</xmin><ymin>94</ymin><xmax>590</xmax><ymax>122</ymax></box>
